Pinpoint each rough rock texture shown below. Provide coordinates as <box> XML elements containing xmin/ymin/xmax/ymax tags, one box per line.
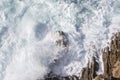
<box><xmin>55</xmin><ymin>31</ymin><xmax>68</xmax><ymax>47</ymax></box>
<box><xmin>103</xmin><ymin>32</ymin><xmax>120</xmax><ymax>80</ymax></box>
<box><xmin>80</xmin><ymin>33</ymin><xmax>120</xmax><ymax>80</ymax></box>
<box><xmin>80</xmin><ymin>57</ymin><xmax>100</xmax><ymax>80</ymax></box>
<box><xmin>83</xmin><ymin>32</ymin><xmax>120</xmax><ymax>80</ymax></box>
<box><xmin>44</xmin><ymin>32</ymin><xmax>120</xmax><ymax>80</ymax></box>
<box><xmin>112</xmin><ymin>61</ymin><xmax>120</xmax><ymax>78</ymax></box>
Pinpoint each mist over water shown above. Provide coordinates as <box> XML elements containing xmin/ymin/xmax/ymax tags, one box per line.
<box><xmin>0</xmin><ymin>0</ymin><xmax>120</xmax><ymax>80</ymax></box>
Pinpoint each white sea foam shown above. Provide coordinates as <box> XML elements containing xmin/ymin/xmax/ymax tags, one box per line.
<box><xmin>0</xmin><ymin>0</ymin><xmax>120</xmax><ymax>80</ymax></box>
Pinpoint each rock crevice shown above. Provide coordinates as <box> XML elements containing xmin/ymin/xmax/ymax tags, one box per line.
<box><xmin>43</xmin><ymin>32</ymin><xmax>120</xmax><ymax>80</ymax></box>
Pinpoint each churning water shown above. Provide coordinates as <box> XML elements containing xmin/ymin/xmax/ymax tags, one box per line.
<box><xmin>0</xmin><ymin>0</ymin><xmax>120</xmax><ymax>80</ymax></box>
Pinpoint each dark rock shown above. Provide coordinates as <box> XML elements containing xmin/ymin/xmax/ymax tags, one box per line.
<box><xmin>55</xmin><ymin>31</ymin><xmax>68</xmax><ymax>47</ymax></box>
<box><xmin>44</xmin><ymin>32</ymin><xmax>120</xmax><ymax>80</ymax></box>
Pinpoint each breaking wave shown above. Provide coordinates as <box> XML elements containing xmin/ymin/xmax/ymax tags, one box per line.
<box><xmin>0</xmin><ymin>0</ymin><xmax>120</xmax><ymax>80</ymax></box>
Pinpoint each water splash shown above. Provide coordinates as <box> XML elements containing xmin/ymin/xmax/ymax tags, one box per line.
<box><xmin>0</xmin><ymin>0</ymin><xmax>120</xmax><ymax>80</ymax></box>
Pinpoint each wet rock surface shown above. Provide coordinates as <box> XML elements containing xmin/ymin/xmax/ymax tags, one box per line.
<box><xmin>55</xmin><ymin>31</ymin><xmax>68</xmax><ymax>47</ymax></box>
<box><xmin>103</xmin><ymin>32</ymin><xmax>120</xmax><ymax>80</ymax></box>
<box><xmin>80</xmin><ymin>57</ymin><xmax>100</xmax><ymax>80</ymax></box>
<box><xmin>43</xmin><ymin>32</ymin><xmax>120</xmax><ymax>80</ymax></box>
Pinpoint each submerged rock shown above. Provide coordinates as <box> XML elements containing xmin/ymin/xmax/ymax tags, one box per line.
<box><xmin>55</xmin><ymin>31</ymin><xmax>68</xmax><ymax>47</ymax></box>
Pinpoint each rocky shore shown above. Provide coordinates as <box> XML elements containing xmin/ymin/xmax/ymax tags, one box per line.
<box><xmin>103</xmin><ymin>32</ymin><xmax>120</xmax><ymax>80</ymax></box>
<box><xmin>44</xmin><ymin>32</ymin><xmax>120</xmax><ymax>80</ymax></box>
<box><xmin>80</xmin><ymin>32</ymin><xmax>120</xmax><ymax>80</ymax></box>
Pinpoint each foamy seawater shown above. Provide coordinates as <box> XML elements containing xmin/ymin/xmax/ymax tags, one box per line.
<box><xmin>0</xmin><ymin>0</ymin><xmax>120</xmax><ymax>80</ymax></box>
